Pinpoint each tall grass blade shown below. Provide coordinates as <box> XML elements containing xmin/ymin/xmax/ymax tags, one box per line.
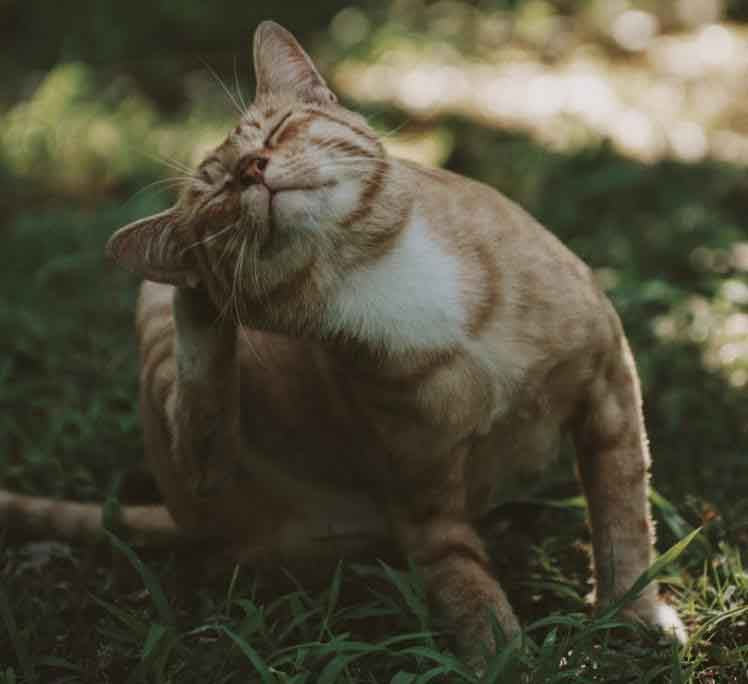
<box><xmin>318</xmin><ymin>651</ymin><xmax>369</xmax><ymax>684</ymax></box>
<box><xmin>142</xmin><ymin>623</ymin><xmax>168</xmax><ymax>660</ymax></box>
<box><xmin>105</xmin><ymin>530</ymin><xmax>175</xmax><ymax>626</ymax></box>
<box><xmin>390</xmin><ymin>673</ymin><xmax>417</xmax><ymax>684</ymax></box>
<box><xmin>223</xmin><ymin>625</ymin><xmax>274</xmax><ymax>684</ymax></box>
<box><xmin>319</xmin><ymin>561</ymin><xmax>344</xmax><ymax>640</ymax></box>
<box><xmin>379</xmin><ymin>562</ymin><xmax>429</xmax><ymax>628</ymax></box>
<box><xmin>649</xmin><ymin>488</ymin><xmax>694</xmax><ymax>541</ymax></box>
<box><xmin>90</xmin><ymin>595</ymin><xmax>148</xmax><ymax>638</ymax></box>
<box><xmin>0</xmin><ymin>588</ymin><xmax>34</xmax><ymax>683</ymax></box>
<box><xmin>399</xmin><ymin>647</ymin><xmax>477</xmax><ymax>682</ymax></box>
<box><xmin>601</xmin><ymin>527</ymin><xmax>702</xmax><ymax>619</ymax></box>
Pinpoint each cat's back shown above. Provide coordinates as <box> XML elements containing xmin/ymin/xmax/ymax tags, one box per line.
<box><xmin>398</xmin><ymin>158</ymin><xmax>585</xmax><ymax>272</ymax></box>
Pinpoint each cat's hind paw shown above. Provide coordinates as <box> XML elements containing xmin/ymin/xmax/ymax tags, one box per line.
<box><xmin>624</xmin><ymin>600</ymin><xmax>687</xmax><ymax>644</ymax></box>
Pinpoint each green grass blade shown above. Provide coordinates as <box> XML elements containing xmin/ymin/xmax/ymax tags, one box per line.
<box><xmin>320</xmin><ymin>561</ymin><xmax>344</xmax><ymax>639</ymax></box>
<box><xmin>390</xmin><ymin>672</ymin><xmax>417</xmax><ymax>684</ymax></box>
<box><xmin>670</xmin><ymin>641</ymin><xmax>684</xmax><ymax>684</ymax></box>
<box><xmin>379</xmin><ymin>562</ymin><xmax>429</xmax><ymax>628</ymax></box>
<box><xmin>90</xmin><ymin>595</ymin><xmax>148</xmax><ymax>638</ymax></box>
<box><xmin>222</xmin><ymin>625</ymin><xmax>274</xmax><ymax>684</ymax></box>
<box><xmin>380</xmin><ymin>632</ymin><xmax>437</xmax><ymax>648</ymax></box>
<box><xmin>516</xmin><ymin>496</ymin><xmax>587</xmax><ymax>510</ymax></box>
<box><xmin>224</xmin><ymin>563</ymin><xmax>241</xmax><ymax>615</ymax></box>
<box><xmin>35</xmin><ymin>656</ymin><xmax>84</xmax><ymax>673</ymax></box>
<box><xmin>640</xmin><ymin>664</ymin><xmax>672</xmax><ymax>684</ymax></box>
<box><xmin>317</xmin><ymin>651</ymin><xmax>370</xmax><ymax>684</ymax></box>
<box><xmin>601</xmin><ymin>527</ymin><xmax>702</xmax><ymax>619</ymax></box>
<box><xmin>105</xmin><ymin>530</ymin><xmax>175</xmax><ymax>626</ymax></box>
<box><xmin>399</xmin><ymin>647</ymin><xmax>477</xmax><ymax>682</ymax></box>
<box><xmin>0</xmin><ymin>587</ymin><xmax>34</xmax><ymax>684</ymax></box>
<box><xmin>649</xmin><ymin>488</ymin><xmax>694</xmax><ymax>540</ymax></box>
<box><xmin>414</xmin><ymin>665</ymin><xmax>458</xmax><ymax>684</ymax></box>
<box><xmin>482</xmin><ymin>643</ymin><xmax>520</xmax><ymax>683</ymax></box>
<box><xmin>142</xmin><ymin>623</ymin><xmax>168</xmax><ymax>661</ymax></box>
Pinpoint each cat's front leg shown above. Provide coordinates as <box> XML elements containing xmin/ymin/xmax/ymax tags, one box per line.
<box><xmin>171</xmin><ymin>287</ymin><xmax>241</xmax><ymax>498</ymax></box>
<box><xmin>387</xmin><ymin>445</ymin><xmax>520</xmax><ymax>674</ymax></box>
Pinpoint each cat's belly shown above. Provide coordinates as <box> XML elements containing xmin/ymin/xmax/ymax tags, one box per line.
<box><xmin>234</xmin><ymin>330</ymin><xmax>575</xmax><ymax>523</ymax></box>
<box><xmin>239</xmin><ymin>390</ymin><xmax>566</xmax><ymax>524</ymax></box>
<box><xmin>466</xmin><ymin>406</ymin><xmax>567</xmax><ymax>518</ymax></box>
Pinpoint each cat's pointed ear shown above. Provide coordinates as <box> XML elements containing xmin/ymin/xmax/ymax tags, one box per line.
<box><xmin>252</xmin><ymin>20</ymin><xmax>337</xmax><ymax>104</ymax></box>
<box><xmin>106</xmin><ymin>208</ymin><xmax>198</xmax><ymax>286</ymax></box>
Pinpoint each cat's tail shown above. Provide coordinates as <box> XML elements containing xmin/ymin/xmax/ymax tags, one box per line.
<box><xmin>0</xmin><ymin>488</ymin><xmax>189</xmax><ymax>547</ymax></box>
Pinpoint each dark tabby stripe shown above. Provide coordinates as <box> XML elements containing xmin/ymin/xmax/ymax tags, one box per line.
<box><xmin>274</xmin><ymin>115</ymin><xmax>313</xmax><ymax>146</ymax></box>
<box><xmin>310</xmin><ymin>136</ymin><xmax>376</xmax><ymax>160</ymax></box>
<box><xmin>362</xmin><ymin>200</ymin><xmax>410</xmax><ymax>260</ymax></box>
<box><xmin>466</xmin><ymin>242</ymin><xmax>501</xmax><ymax>338</ymax></box>
<box><xmin>304</xmin><ymin>109</ymin><xmax>383</xmax><ymax>151</ymax></box>
<box><xmin>136</xmin><ymin>300</ymin><xmax>172</xmax><ymax>336</ymax></box>
<box><xmin>141</xmin><ymin>319</ymin><xmax>175</xmax><ymax>362</ymax></box>
<box><xmin>143</xmin><ymin>334</ymin><xmax>175</xmax><ymax>402</ymax></box>
<box><xmin>341</xmin><ymin>159</ymin><xmax>388</xmax><ymax>228</ymax></box>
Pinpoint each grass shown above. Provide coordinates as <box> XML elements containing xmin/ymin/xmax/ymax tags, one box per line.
<box><xmin>1</xmin><ymin>62</ymin><xmax>747</xmax><ymax>683</ymax></box>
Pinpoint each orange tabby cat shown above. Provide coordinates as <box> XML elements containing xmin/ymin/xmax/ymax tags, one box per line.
<box><xmin>1</xmin><ymin>21</ymin><xmax>685</xmax><ymax>669</ymax></box>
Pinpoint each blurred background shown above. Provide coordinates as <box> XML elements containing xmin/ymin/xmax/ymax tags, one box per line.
<box><xmin>1</xmin><ymin>0</ymin><xmax>746</xmax><ymax>518</ymax></box>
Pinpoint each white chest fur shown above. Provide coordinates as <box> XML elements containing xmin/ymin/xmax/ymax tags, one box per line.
<box><xmin>324</xmin><ymin>214</ymin><xmax>466</xmax><ymax>353</ymax></box>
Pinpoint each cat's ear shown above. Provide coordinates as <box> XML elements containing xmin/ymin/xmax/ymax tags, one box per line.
<box><xmin>252</xmin><ymin>20</ymin><xmax>337</xmax><ymax>104</ymax></box>
<box><xmin>106</xmin><ymin>208</ymin><xmax>198</xmax><ymax>287</ymax></box>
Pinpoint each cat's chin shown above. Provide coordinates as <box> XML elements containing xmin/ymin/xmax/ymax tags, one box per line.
<box><xmin>271</xmin><ymin>188</ymin><xmax>324</xmax><ymax>235</ymax></box>
<box><xmin>239</xmin><ymin>184</ymin><xmax>272</xmax><ymax>241</ymax></box>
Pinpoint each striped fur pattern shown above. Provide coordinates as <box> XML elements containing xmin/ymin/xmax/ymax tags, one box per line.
<box><xmin>4</xmin><ymin>21</ymin><xmax>685</xmax><ymax>670</ymax></box>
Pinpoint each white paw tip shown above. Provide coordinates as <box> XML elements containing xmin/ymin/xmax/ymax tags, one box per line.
<box><xmin>653</xmin><ymin>602</ymin><xmax>687</xmax><ymax>645</ymax></box>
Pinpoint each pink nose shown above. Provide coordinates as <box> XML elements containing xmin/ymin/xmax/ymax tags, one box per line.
<box><xmin>237</xmin><ymin>154</ymin><xmax>269</xmax><ymax>187</ymax></box>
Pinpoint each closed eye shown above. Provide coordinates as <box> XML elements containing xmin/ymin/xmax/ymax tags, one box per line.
<box><xmin>266</xmin><ymin>111</ymin><xmax>293</xmax><ymax>147</ymax></box>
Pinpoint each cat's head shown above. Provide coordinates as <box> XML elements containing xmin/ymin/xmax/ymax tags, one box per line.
<box><xmin>107</xmin><ymin>21</ymin><xmax>402</xmax><ymax>307</ymax></box>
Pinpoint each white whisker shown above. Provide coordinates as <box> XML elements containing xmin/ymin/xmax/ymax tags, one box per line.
<box><xmin>233</xmin><ymin>55</ymin><xmax>249</xmax><ymax>114</ymax></box>
<box><xmin>125</xmin><ymin>177</ymin><xmax>192</xmax><ymax>205</ymax></box>
<box><xmin>215</xmin><ymin>231</ymin><xmax>244</xmax><ymax>325</ymax></box>
<box><xmin>144</xmin><ymin>151</ymin><xmax>194</xmax><ymax>176</ymax></box>
<box><xmin>373</xmin><ymin>119</ymin><xmax>410</xmax><ymax>139</ymax></box>
<box><xmin>232</xmin><ymin>236</ymin><xmax>264</xmax><ymax>364</ymax></box>
<box><xmin>201</xmin><ymin>59</ymin><xmax>244</xmax><ymax>116</ymax></box>
<box><xmin>180</xmin><ymin>222</ymin><xmax>238</xmax><ymax>255</ymax></box>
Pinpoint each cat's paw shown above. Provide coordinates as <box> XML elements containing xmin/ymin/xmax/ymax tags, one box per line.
<box><xmin>624</xmin><ymin>599</ymin><xmax>687</xmax><ymax>644</ymax></box>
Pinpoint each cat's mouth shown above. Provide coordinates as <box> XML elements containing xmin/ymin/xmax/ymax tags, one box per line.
<box><xmin>234</xmin><ymin>180</ymin><xmax>338</xmax><ymax>246</ymax></box>
<box><xmin>271</xmin><ymin>180</ymin><xmax>337</xmax><ymax>194</ymax></box>
<box><xmin>266</xmin><ymin>179</ymin><xmax>337</xmax><ymax>226</ymax></box>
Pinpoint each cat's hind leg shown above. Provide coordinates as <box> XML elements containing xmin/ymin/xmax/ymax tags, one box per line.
<box><xmin>572</xmin><ymin>332</ymin><xmax>686</xmax><ymax>642</ymax></box>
